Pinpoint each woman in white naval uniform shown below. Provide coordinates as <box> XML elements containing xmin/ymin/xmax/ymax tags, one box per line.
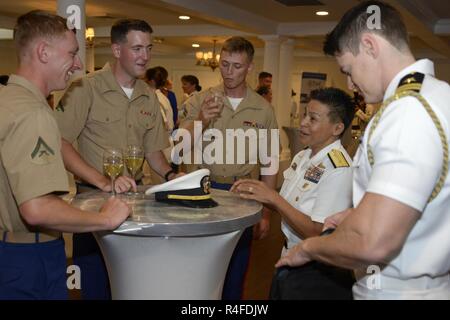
<box><xmin>232</xmin><ymin>88</ymin><xmax>356</xmax><ymax>299</ymax></box>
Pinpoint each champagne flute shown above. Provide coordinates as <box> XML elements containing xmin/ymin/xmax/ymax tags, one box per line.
<box><xmin>125</xmin><ymin>145</ymin><xmax>144</xmax><ymax>195</ymax></box>
<box><xmin>208</xmin><ymin>88</ymin><xmax>225</xmax><ymax>128</ymax></box>
<box><xmin>103</xmin><ymin>148</ymin><xmax>124</xmax><ymax>196</ymax></box>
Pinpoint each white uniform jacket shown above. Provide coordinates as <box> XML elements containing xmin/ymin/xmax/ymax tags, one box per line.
<box><xmin>352</xmin><ymin>59</ymin><xmax>450</xmax><ymax>300</ymax></box>
<box><xmin>280</xmin><ymin>140</ymin><xmax>353</xmax><ymax>250</ymax></box>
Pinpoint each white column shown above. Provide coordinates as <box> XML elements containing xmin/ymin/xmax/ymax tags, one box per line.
<box><xmin>86</xmin><ymin>46</ymin><xmax>95</xmax><ymax>73</ymax></box>
<box><xmin>259</xmin><ymin>35</ymin><xmax>282</xmax><ymax>104</ymax></box>
<box><xmin>277</xmin><ymin>38</ymin><xmax>295</xmax><ymax>160</ymax></box>
<box><xmin>57</xmin><ymin>0</ymin><xmax>86</xmax><ymax>75</ymax></box>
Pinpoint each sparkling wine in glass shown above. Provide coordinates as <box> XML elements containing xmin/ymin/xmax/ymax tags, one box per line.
<box><xmin>125</xmin><ymin>145</ymin><xmax>144</xmax><ymax>194</ymax></box>
<box><xmin>208</xmin><ymin>88</ymin><xmax>225</xmax><ymax>128</ymax></box>
<box><xmin>103</xmin><ymin>148</ymin><xmax>124</xmax><ymax>196</ymax></box>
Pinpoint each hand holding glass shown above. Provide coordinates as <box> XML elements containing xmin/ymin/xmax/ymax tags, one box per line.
<box><xmin>103</xmin><ymin>148</ymin><xmax>124</xmax><ymax>196</ymax></box>
<box><xmin>207</xmin><ymin>89</ymin><xmax>225</xmax><ymax>126</ymax></box>
<box><xmin>125</xmin><ymin>145</ymin><xmax>144</xmax><ymax>194</ymax></box>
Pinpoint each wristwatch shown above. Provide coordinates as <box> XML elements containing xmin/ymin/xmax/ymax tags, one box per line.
<box><xmin>164</xmin><ymin>169</ymin><xmax>175</xmax><ymax>181</ymax></box>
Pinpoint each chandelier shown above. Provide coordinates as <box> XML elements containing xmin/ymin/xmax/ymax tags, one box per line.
<box><xmin>195</xmin><ymin>40</ymin><xmax>220</xmax><ymax>71</ymax></box>
<box><xmin>85</xmin><ymin>27</ymin><xmax>95</xmax><ymax>47</ymax></box>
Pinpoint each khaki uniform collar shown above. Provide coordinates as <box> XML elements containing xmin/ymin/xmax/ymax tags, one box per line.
<box><xmin>96</xmin><ymin>63</ymin><xmax>150</xmax><ymax>100</ymax></box>
<box><xmin>8</xmin><ymin>74</ymin><xmax>48</xmax><ymax>106</ymax></box>
<box><xmin>212</xmin><ymin>83</ymin><xmax>264</xmax><ymax>112</ymax></box>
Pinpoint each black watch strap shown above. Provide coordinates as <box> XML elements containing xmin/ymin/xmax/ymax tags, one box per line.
<box><xmin>164</xmin><ymin>169</ymin><xmax>175</xmax><ymax>181</ymax></box>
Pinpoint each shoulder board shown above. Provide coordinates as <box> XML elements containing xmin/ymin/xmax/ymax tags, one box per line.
<box><xmin>328</xmin><ymin>149</ymin><xmax>350</xmax><ymax>168</ymax></box>
<box><xmin>396</xmin><ymin>72</ymin><xmax>425</xmax><ymax>94</ymax></box>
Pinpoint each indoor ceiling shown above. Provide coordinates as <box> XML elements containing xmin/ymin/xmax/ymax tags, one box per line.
<box><xmin>0</xmin><ymin>0</ymin><xmax>449</xmax><ymax>58</ymax></box>
<box><xmin>219</xmin><ymin>0</ymin><xmax>359</xmax><ymax>22</ymax></box>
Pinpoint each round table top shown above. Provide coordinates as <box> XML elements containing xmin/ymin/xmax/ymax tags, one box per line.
<box><xmin>70</xmin><ymin>187</ymin><xmax>262</xmax><ymax>237</ymax></box>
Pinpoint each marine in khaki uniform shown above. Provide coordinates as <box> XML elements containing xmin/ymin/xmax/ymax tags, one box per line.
<box><xmin>53</xmin><ymin>19</ymin><xmax>178</xmax><ymax>300</ymax></box>
<box><xmin>183</xmin><ymin>83</ymin><xmax>278</xmax><ymax>179</ymax></box>
<box><xmin>54</xmin><ymin>63</ymin><xmax>169</xmax><ymax>178</ymax></box>
<box><xmin>0</xmin><ymin>10</ymin><xmax>130</xmax><ymax>300</ymax></box>
<box><xmin>233</xmin><ymin>88</ymin><xmax>356</xmax><ymax>300</ymax></box>
<box><xmin>277</xmin><ymin>1</ymin><xmax>450</xmax><ymax>300</ymax></box>
<box><xmin>0</xmin><ymin>76</ymin><xmax>69</xmax><ymax>234</ymax></box>
<box><xmin>179</xmin><ymin>36</ymin><xmax>278</xmax><ymax>300</ymax></box>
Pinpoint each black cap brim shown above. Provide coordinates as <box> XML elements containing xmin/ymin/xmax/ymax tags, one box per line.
<box><xmin>160</xmin><ymin>198</ymin><xmax>218</xmax><ymax>208</ymax></box>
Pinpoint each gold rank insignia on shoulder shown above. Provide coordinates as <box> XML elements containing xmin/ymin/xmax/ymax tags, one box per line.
<box><xmin>396</xmin><ymin>72</ymin><xmax>424</xmax><ymax>94</ymax></box>
<box><xmin>328</xmin><ymin>149</ymin><xmax>350</xmax><ymax>168</ymax></box>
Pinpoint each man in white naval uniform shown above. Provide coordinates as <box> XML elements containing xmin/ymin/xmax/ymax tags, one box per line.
<box><xmin>232</xmin><ymin>88</ymin><xmax>356</xmax><ymax>299</ymax></box>
<box><xmin>276</xmin><ymin>1</ymin><xmax>450</xmax><ymax>299</ymax></box>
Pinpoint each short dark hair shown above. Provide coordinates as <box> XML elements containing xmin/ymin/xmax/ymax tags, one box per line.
<box><xmin>181</xmin><ymin>75</ymin><xmax>202</xmax><ymax>91</ymax></box>
<box><xmin>258</xmin><ymin>72</ymin><xmax>272</xmax><ymax>80</ymax></box>
<box><xmin>256</xmin><ymin>85</ymin><xmax>270</xmax><ymax>96</ymax></box>
<box><xmin>309</xmin><ymin>88</ymin><xmax>355</xmax><ymax>136</ymax></box>
<box><xmin>111</xmin><ymin>19</ymin><xmax>153</xmax><ymax>44</ymax></box>
<box><xmin>146</xmin><ymin>66</ymin><xmax>168</xmax><ymax>89</ymax></box>
<box><xmin>221</xmin><ymin>36</ymin><xmax>255</xmax><ymax>62</ymax></box>
<box><xmin>14</xmin><ymin>10</ymin><xmax>72</xmax><ymax>57</ymax></box>
<box><xmin>323</xmin><ymin>1</ymin><xmax>409</xmax><ymax>56</ymax></box>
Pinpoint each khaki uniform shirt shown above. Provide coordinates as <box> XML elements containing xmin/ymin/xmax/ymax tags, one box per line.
<box><xmin>183</xmin><ymin>84</ymin><xmax>278</xmax><ymax>178</ymax></box>
<box><xmin>53</xmin><ymin>64</ymin><xmax>170</xmax><ymax>176</ymax></box>
<box><xmin>0</xmin><ymin>75</ymin><xmax>69</xmax><ymax>232</ymax></box>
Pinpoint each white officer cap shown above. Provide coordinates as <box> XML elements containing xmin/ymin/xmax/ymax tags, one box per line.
<box><xmin>145</xmin><ymin>169</ymin><xmax>218</xmax><ymax>208</ymax></box>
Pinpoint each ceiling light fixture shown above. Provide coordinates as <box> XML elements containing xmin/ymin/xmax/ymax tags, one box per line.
<box><xmin>85</xmin><ymin>27</ymin><xmax>95</xmax><ymax>47</ymax></box>
<box><xmin>0</xmin><ymin>28</ymin><xmax>13</xmax><ymax>40</ymax></box>
<box><xmin>316</xmin><ymin>11</ymin><xmax>329</xmax><ymax>16</ymax></box>
<box><xmin>179</xmin><ymin>15</ymin><xmax>191</xmax><ymax>20</ymax></box>
<box><xmin>192</xmin><ymin>43</ymin><xmax>200</xmax><ymax>48</ymax></box>
<box><xmin>195</xmin><ymin>40</ymin><xmax>220</xmax><ymax>71</ymax></box>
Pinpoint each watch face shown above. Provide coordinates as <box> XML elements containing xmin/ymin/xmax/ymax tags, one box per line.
<box><xmin>201</xmin><ymin>175</ymin><xmax>211</xmax><ymax>194</ymax></box>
